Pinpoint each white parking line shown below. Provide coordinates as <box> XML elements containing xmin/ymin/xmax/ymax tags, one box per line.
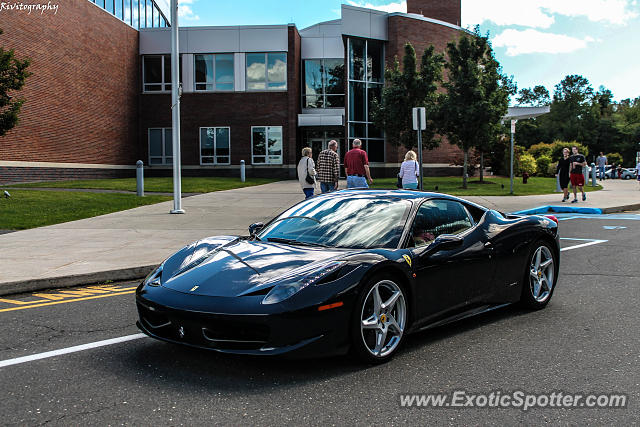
<box><xmin>0</xmin><ymin>333</ymin><xmax>147</xmax><ymax>369</ymax></box>
<box><xmin>559</xmin><ymin>238</ymin><xmax>608</xmax><ymax>252</ymax></box>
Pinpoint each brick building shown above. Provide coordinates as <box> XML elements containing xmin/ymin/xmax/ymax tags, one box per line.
<box><xmin>0</xmin><ymin>0</ymin><xmax>466</xmax><ymax>183</ymax></box>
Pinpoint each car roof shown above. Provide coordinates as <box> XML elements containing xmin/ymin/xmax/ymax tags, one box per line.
<box><xmin>316</xmin><ymin>189</ymin><xmax>485</xmax><ymax>208</ymax></box>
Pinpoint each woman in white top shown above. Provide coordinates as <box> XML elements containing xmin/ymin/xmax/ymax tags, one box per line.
<box><xmin>398</xmin><ymin>150</ymin><xmax>420</xmax><ymax>189</ymax></box>
<box><xmin>297</xmin><ymin>147</ymin><xmax>317</xmax><ymax>199</ymax></box>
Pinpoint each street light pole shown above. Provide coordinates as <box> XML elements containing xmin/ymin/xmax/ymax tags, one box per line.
<box><xmin>170</xmin><ymin>0</ymin><xmax>185</xmax><ymax>214</ymax></box>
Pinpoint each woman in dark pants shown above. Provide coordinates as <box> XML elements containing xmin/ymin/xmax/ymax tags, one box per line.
<box><xmin>556</xmin><ymin>147</ymin><xmax>571</xmax><ymax>202</ymax></box>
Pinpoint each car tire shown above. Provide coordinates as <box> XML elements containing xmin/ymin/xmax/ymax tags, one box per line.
<box><xmin>350</xmin><ymin>273</ymin><xmax>408</xmax><ymax>364</ymax></box>
<box><xmin>520</xmin><ymin>240</ymin><xmax>558</xmax><ymax>310</ymax></box>
<box><xmin>624</xmin><ymin>175</ymin><xmax>631</xmax><ymax>180</ymax></box>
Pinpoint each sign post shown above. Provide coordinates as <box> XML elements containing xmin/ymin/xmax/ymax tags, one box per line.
<box><xmin>413</xmin><ymin>107</ymin><xmax>426</xmax><ymax>191</ymax></box>
<box><xmin>510</xmin><ymin>120</ymin><xmax>516</xmax><ymax>195</ymax></box>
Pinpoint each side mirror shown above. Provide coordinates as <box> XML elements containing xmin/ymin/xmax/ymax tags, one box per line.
<box><xmin>248</xmin><ymin>222</ymin><xmax>265</xmax><ymax>236</ymax></box>
<box><xmin>422</xmin><ymin>235</ymin><xmax>463</xmax><ymax>256</ymax></box>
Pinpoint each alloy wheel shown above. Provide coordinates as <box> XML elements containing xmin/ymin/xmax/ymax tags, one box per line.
<box><xmin>360</xmin><ymin>280</ymin><xmax>407</xmax><ymax>358</ymax></box>
<box><xmin>529</xmin><ymin>246</ymin><xmax>554</xmax><ymax>303</ymax></box>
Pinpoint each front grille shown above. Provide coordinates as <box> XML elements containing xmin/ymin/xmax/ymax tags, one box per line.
<box><xmin>138</xmin><ymin>302</ymin><xmax>271</xmax><ymax>351</ymax></box>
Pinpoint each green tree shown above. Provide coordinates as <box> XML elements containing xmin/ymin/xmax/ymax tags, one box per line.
<box><xmin>517</xmin><ymin>85</ymin><xmax>551</xmax><ymax>107</ymax></box>
<box><xmin>370</xmin><ymin>43</ymin><xmax>444</xmax><ymax>151</ymax></box>
<box><xmin>440</xmin><ymin>28</ymin><xmax>511</xmax><ymax>188</ymax></box>
<box><xmin>0</xmin><ymin>28</ymin><xmax>31</xmax><ymax>136</ymax></box>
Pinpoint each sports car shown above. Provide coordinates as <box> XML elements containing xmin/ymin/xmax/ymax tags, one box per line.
<box><xmin>136</xmin><ymin>190</ymin><xmax>560</xmax><ymax>363</ymax></box>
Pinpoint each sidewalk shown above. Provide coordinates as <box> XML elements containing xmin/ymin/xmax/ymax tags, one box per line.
<box><xmin>1</xmin><ymin>179</ymin><xmax>637</xmax><ymax>295</ymax></box>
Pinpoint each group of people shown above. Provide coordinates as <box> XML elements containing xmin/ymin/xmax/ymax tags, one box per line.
<box><xmin>555</xmin><ymin>146</ymin><xmax>588</xmax><ymax>203</ymax></box>
<box><xmin>297</xmin><ymin>139</ymin><xmax>373</xmax><ymax>199</ymax></box>
<box><xmin>298</xmin><ymin>139</ymin><xmax>423</xmax><ymax>199</ymax></box>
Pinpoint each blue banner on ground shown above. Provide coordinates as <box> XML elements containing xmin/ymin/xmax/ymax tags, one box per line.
<box><xmin>512</xmin><ymin>205</ymin><xmax>603</xmax><ymax>215</ymax></box>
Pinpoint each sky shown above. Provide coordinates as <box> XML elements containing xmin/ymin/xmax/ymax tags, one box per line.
<box><xmin>155</xmin><ymin>0</ymin><xmax>640</xmax><ymax>101</ymax></box>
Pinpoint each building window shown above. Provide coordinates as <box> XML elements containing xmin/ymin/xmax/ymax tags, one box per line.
<box><xmin>200</xmin><ymin>127</ymin><xmax>231</xmax><ymax>165</ymax></box>
<box><xmin>148</xmin><ymin>128</ymin><xmax>172</xmax><ymax>165</ymax></box>
<box><xmin>194</xmin><ymin>54</ymin><xmax>234</xmax><ymax>91</ymax></box>
<box><xmin>246</xmin><ymin>53</ymin><xmax>287</xmax><ymax>91</ymax></box>
<box><xmin>347</xmin><ymin>38</ymin><xmax>385</xmax><ymax>162</ymax></box>
<box><xmin>143</xmin><ymin>55</ymin><xmax>181</xmax><ymax>92</ymax></box>
<box><xmin>252</xmin><ymin>126</ymin><xmax>283</xmax><ymax>164</ymax></box>
<box><xmin>303</xmin><ymin>59</ymin><xmax>345</xmax><ymax>108</ymax></box>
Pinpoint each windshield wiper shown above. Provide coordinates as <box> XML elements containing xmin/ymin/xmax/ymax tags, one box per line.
<box><xmin>266</xmin><ymin>237</ymin><xmax>329</xmax><ymax>247</ymax></box>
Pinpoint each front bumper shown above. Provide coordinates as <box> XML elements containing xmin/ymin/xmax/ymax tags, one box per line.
<box><xmin>136</xmin><ymin>284</ymin><xmax>355</xmax><ymax>357</ymax></box>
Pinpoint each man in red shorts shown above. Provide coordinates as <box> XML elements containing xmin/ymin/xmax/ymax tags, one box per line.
<box><xmin>569</xmin><ymin>146</ymin><xmax>587</xmax><ymax>203</ymax></box>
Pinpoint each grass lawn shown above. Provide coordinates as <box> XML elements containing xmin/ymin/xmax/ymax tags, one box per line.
<box><xmin>369</xmin><ymin>176</ymin><xmax>602</xmax><ymax>196</ymax></box>
<box><xmin>11</xmin><ymin>177</ymin><xmax>279</xmax><ymax>193</ymax></box>
<box><xmin>0</xmin><ymin>190</ymin><xmax>171</xmax><ymax>230</ymax></box>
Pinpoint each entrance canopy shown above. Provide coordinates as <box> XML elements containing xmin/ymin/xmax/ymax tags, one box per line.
<box><xmin>503</xmin><ymin>106</ymin><xmax>550</xmax><ymax>121</ymax></box>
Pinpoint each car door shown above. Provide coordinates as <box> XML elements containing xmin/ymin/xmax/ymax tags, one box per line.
<box><xmin>408</xmin><ymin>199</ymin><xmax>495</xmax><ymax>324</ymax></box>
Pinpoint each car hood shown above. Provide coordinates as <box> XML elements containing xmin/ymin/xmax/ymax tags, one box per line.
<box><xmin>160</xmin><ymin>236</ymin><xmax>349</xmax><ymax>297</ymax></box>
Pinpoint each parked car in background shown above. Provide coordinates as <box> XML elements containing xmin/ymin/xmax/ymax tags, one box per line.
<box><xmin>606</xmin><ymin>168</ymin><xmax>637</xmax><ymax>179</ymax></box>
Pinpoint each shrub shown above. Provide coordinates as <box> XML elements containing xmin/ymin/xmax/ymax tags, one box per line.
<box><xmin>607</xmin><ymin>152</ymin><xmax>623</xmax><ymax>166</ymax></box>
<box><xmin>519</xmin><ymin>153</ymin><xmax>537</xmax><ymax>176</ymax></box>
<box><xmin>550</xmin><ymin>140</ymin><xmax>589</xmax><ymax>161</ymax></box>
<box><xmin>535</xmin><ymin>155</ymin><xmax>552</xmax><ymax>177</ymax></box>
<box><xmin>528</xmin><ymin>142</ymin><xmax>554</xmax><ymax>159</ymax></box>
<box><xmin>548</xmin><ymin>162</ymin><xmax>558</xmax><ymax>177</ymax></box>
<box><xmin>503</xmin><ymin>145</ymin><xmax>526</xmax><ymax>176</ymax></box>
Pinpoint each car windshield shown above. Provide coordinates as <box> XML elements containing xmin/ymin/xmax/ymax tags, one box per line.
<box><xmin>258</xmin><ymin>195</ymin><xmax>412</xmax><ymax>249</ymax></box>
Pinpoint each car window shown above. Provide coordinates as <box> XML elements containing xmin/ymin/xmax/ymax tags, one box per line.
<box><xmin>410</xmin><ymin>200</ymin><xmax>473</xmax><ymax>247</ymax></box>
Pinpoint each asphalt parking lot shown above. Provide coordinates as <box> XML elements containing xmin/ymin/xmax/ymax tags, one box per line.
<box><xmin>1</xmin><ymin>213</ymin><xmax>639</xmax><ymax>425</ymax></box>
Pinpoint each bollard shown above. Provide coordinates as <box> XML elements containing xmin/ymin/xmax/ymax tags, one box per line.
<box><xmin>136</xmin><ymin>160</ymin><xmax>144</xmax><ymax>197</ymax></box>
<box><xmin>591</xmin><ymin>162</ymin><xmax>597</xmax><ymax>186</ymax></box>
<box><xmin>583</xmin><ymin>163</ymin><xmax>589</xmax><ymax>188</ymax></box>
<box><xmin>240</xmin><ymin>160</ymin><xmax>246</xmax><ymax>182</ymax></box>
<box><xmin>555</xmin><ymin>173</ymin><xmax>562</xmax><ymax>192</ymax></box>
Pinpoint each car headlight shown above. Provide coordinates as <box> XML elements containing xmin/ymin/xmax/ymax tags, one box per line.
<box><xmin>261</xmin><ymin>261</ymin><xmax>345</xmax><ymax>305</ymax></box>
<box><xmin>144</xmin><ymin>265</ymin><xmax>163</xmax><ymax>286</ymax></box>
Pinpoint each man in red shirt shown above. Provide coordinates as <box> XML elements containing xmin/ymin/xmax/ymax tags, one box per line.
<box><xmin>344</xmin><ymin>139</ymin><xmax>373</xmax><ymax>188</ymax></box>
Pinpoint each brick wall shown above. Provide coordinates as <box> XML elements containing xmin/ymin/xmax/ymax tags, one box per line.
<box><xmin>407</xmin><ymin>0</ymin><xmax>461</xmax><ymax>26</ymax></box>
<box><xmin>386</xmin><ymin>15</ymin><xmax>465</xmax><ymax>165</ymax></box>
<box><xmin>0</xmin><ymin>167</ymin><xmax>133</xmax><ymax>185</ymax></box>
<box><xmin>0</xmin><ymin>0</ymin><xmax>139</xmax><ymax>168</ymax></box>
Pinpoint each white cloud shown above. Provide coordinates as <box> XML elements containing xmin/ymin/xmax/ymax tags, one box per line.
<box><xmin>492</xmin><ymin>28</ymin><xmax>596</xmax><ymax>56</ymax></box>
<box><xmin>464</xmin><ymin>0</ymin><xmax>638</xmax><ymax>28</ymax></box>
<box><xmin>346</xmin><ymin>0</ymin><xmax>407</xmax><ymax>13</ymax></box>
<box><xmin>154</xmin><ymin>0</ymin><xmax>199</xmax><ymax>22</ymax></box>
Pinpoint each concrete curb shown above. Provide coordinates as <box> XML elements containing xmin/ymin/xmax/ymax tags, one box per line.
<box><xmin>0</xmin><ymin>265</ymin><xmax>157</xmax><ymax>297</ymax></box>
<box><xmin>601</xmin><ymin>203</ymin><xmax>640</xmax><ymax>214</ymax></box>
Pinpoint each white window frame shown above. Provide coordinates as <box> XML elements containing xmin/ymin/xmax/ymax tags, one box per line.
<box><xmin>251</xmin><ymin>126</ymin><xmax>283</xmax><ymax>165</ymax></box>
<box><xmin>142</xmin><ymin>55</ymin><xmax>171</xmax><ymax>93</ymax></box>
<box><xmin>148</xmin><ymin>128</ymin><xmax>172</xmax><ymax>165</ymax></box>
<box><xmin>245</xmin><ymin>52</ymin><xmax>288</xmax><ymax>92</ymax></box>
<box><xmin>193</xmin><ymin>54</ymin><xmax>235</xmax><ymax>92</ymax></box>
<box><xmin>199</xmin><ymin>126</ymin><xmax>231</xmax><ymax>165</ymax></box>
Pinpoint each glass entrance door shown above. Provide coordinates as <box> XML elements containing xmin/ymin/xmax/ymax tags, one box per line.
<box><xmin>302</xmin><ymin>129</ymin><xmax>346</xmax><ymax>177</ymax></box>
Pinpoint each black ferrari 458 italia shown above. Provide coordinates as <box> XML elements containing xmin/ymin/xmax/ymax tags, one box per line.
<box><xmin>136</xmin><ymin>190</ymin><xmax>560</xmax><ymax>363</ymax></box>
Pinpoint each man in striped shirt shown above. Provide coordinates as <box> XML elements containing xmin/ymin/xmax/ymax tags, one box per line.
<box><xmin>316</xmin><ymin>140</ymin><xmax>340</xmax><ymax>193</ymax></box>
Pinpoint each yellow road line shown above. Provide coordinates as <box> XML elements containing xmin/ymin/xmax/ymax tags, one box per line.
<box><xmin>0</xmin><ymin>290</ymin><xmax>136</xmax><ymax>313</ymax></box>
